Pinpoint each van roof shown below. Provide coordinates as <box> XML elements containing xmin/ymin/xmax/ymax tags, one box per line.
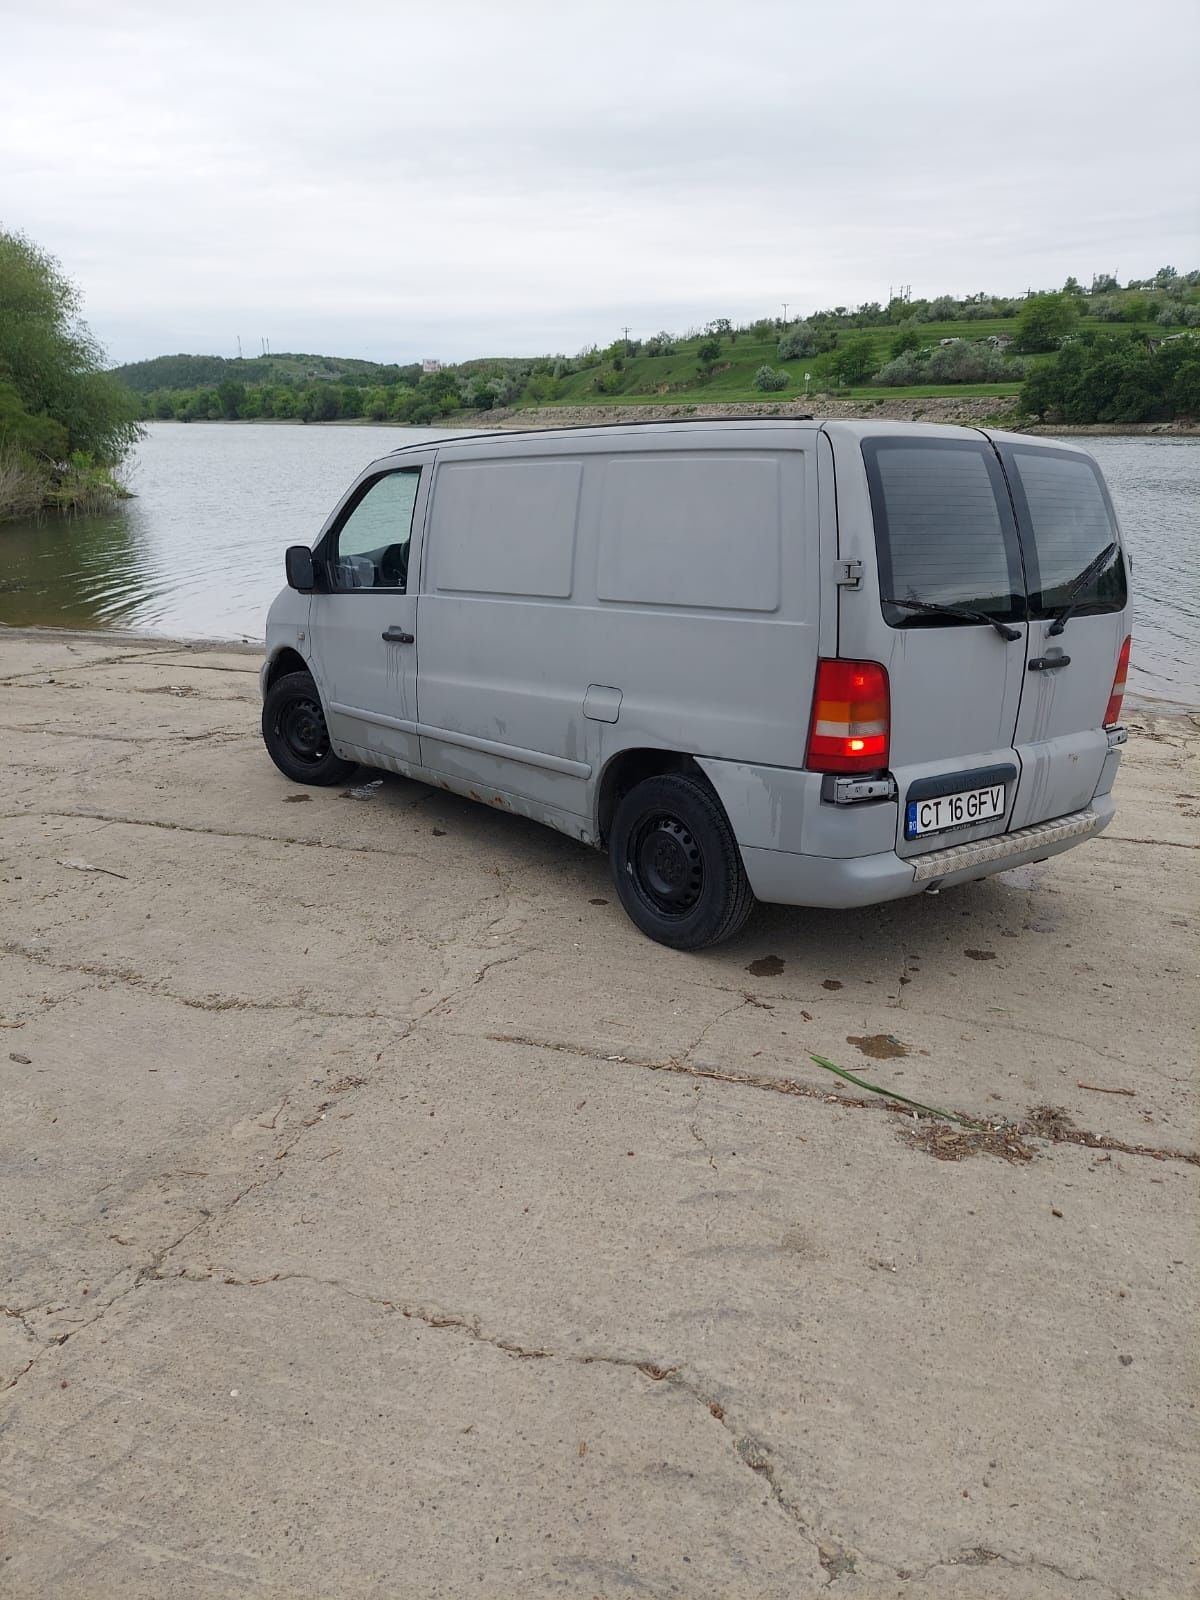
<box><xmin>384</xmin><ymin>416</ymin><xmax>822</xmax><ymax>455</ymax></box>
<box><xmin>379</xmin><ymin>415</ymin><xmax>1074</xmax><ymax>461</ymax></box>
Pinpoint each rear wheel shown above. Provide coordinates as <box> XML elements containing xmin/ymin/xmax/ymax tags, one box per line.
<box><xmin>262</xmin><ymin>671</ymin><xmax>357</xmax><ymax>786</ymax></box>
<box><xmin>609</xmin><ymin>773</ymin><xmax>755</xmax><ymax>950</ymax></box>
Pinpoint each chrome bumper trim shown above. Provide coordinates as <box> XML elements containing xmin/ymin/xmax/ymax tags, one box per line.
<box><xmin>910</xmin><ymin>808</ymin><xmax>1101</xmax><ymax>883</ymax></box>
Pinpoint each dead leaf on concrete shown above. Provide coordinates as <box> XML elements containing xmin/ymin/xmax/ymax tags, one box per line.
<box><xmin>58</xmin><ymin>857</ymin><xmax>128</xmax><ymax>880</ymax></box>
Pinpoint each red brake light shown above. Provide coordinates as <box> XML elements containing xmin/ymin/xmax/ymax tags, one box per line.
<box><xmin>806</xmin><ymin>658</ymin><xmax>890</xmax><ymax>774</ymax></box>
<box><xmin>1105</xmin><ymin>635</ymin><xmax>1131</xmax><ymax>726</ymax></box>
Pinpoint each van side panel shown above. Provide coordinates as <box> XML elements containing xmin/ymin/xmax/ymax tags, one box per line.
<box><xmin>585</xmin><ymin>444</ymin><xmax>818</xmax><ymax>783</ymax></box>
<box><xmin>413</xmin><ymin>432</ymin><xmax>820</xmax><ymax>839</ymax></box>
<box><xmin>415</xmin><ymin>455</ymin><xmax>593</xmax><ymax>823</ymax></box>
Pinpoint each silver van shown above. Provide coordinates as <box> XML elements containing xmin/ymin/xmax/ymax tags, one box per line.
<box><xmin>261</xmin><ymin>420</ymin><xmax>1131</xmax><ymax>949</ymax></box>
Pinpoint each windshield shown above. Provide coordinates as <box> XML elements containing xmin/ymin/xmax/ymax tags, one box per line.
<box><xmin>863</xmin><ymin>438</ymin><xmax>1025</xmax><ymax>628</ymax></box>
<box><xmin>1000</xmin><ymin>446</ymin><xmax>1127</xmax><ymax>619</ymax></box>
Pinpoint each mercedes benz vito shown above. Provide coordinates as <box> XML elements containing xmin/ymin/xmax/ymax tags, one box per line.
<box><xmin>261</xmin><ymin>420</ymin><xmax>1131</xmax><ymax>949</ymax></box>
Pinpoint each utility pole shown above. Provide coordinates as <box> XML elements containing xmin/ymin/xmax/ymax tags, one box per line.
<box><xmin>782</xmin><ymin>302</ymin><xmax>789</xmax><ymax>324</ymax></box>
<box><xmin>236</xmin><ymin>335</ymin><xmax>243</xmax><ymax>359</ymax></box>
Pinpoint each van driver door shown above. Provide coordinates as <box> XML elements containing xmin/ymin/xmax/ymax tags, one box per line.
<box><xmin>308</xmin><ymin>458</ymin><xmax>433</xmax><ymax>772</ymax></box>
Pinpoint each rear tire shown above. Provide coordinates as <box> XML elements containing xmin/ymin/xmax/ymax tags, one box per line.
<box><xmin>262</xmin><ymin>671</ymin><xmax>357</xmax><ymax>787</ymax></box>
<box><xmin>609</xmin><ymin>773</ymin><xmax>755</xmax><ymax>950</ymax></box>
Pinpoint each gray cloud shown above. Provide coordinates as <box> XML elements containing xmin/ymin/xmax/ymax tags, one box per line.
<box><xmin>4</xmin><ymin>0</ymin><xmax>1197</xmax><ymax>364</ymax></box>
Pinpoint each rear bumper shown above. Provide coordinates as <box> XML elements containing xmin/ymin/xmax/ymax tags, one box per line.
<box><xmin>741</xmin><ymin>795</ymin><xmax>1115</xmax><ymax>909</ymax></box>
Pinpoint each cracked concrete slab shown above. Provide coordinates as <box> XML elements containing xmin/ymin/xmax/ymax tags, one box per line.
<box><xmin>1</xmin><ymin>631</ymin><xmax>1197</xmax><ymax>1599</ymax></box>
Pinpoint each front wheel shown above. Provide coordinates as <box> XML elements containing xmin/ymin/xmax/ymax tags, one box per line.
<box><xmin>609</xmin><ymin>773</ymin><xmax>755</xmax><ymax>950</ymax></box>
<box><xmin>261</xmin><ymin>671</ymin><xmax>357</xmax><ymax>786</ymax></box>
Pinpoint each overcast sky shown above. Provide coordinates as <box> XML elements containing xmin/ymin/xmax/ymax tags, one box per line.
<box><xmin>4</xmin><ymin>0</ymin><xmax>1198</xmax><ymax>366</ymax></box>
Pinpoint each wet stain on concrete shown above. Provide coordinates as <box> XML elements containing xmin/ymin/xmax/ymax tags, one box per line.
<box><xmin>847</xmin><ymin>1033</ymin><xmax>909</xmax><ymax>1060</ymax></box>
<box><xmin>821</xmin><ymin>978</ymin><xmax>843</xmax><ymax>991</ymax></box>
<box><xmin>746</xmin><ymin>955</ymin><xmax>785</xmax><ymax>977</ymax></box>
<box><xmin>964</xmin><ymin>949</ymin><xmax>997</xmax><ymax>961</ymax></box>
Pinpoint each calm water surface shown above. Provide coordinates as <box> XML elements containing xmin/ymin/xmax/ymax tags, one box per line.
<box><xmin>1</xmin><ymin>422</ymin><xmax>1197</xmax><ymax>705</ymax></box>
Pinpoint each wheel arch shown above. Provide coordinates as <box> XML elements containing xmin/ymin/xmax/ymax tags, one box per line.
<box><xmin>263</xmin><ymin>646</ymin><xmax>310</xmax><ymax>691</ymax></box>
<box><xmin>595</xmin><ymin>747</ymin><xmax>707</xmax><ymax>845</ymax></box>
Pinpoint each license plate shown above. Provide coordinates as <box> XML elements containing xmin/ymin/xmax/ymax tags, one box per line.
<box><xmin>906</xmin><ymin>784</ymin><xmax>1005</xmax><ymax>839</ymax></box>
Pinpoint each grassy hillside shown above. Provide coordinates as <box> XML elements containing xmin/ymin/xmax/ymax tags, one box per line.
<box><xmin>115</xmin><ymin>275</ymin><xmax>1199</xmax><ymax>423</ymax></box>
<box><xmin>543</xmin><ymin>316</ymin><xmax>1185</xmax><ymax>411</ymax></box>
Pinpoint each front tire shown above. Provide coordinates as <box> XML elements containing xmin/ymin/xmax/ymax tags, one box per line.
<box><xmin>262</xmin><ymin>671</ymin><xmax>357</xmax><ymax>786</ymax></box>
<box><xmin>609</xmin><ymin>773</ymin><xmax>755</xmax><ymax>950</ymax></box>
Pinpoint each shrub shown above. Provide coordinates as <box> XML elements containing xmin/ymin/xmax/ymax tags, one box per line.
<box><xmin>753</xmin><ymin>364</ymin><xmax>790</xmax><ymax>392</ymax></box>
<box><xmin>644</xmin><ymin>331</ymin><xmax>675</xmax><ymax>357</ymax></box>
<box><xmin>925</xmin><ymin>342</ymin><xmax>1022</xmax><ymax>383</ymax></box>
<box><xmin>873</xmin><ymin>351</ymin><xmax>926</xmax><ymax>387</ymax></box>
<box><xmin>777</xmin><ymin>323</ymin><xmax>817</xmax><ymax>360</ymax></box>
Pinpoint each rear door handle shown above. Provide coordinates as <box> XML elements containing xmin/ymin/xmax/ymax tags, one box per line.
<box><xmin>1028</xmin><ymin>654</ymin><xmax>1071</xmax><ymax>671</ymax></box>
<box><xmin>382</xmin><ymin>627</ymin><xmax>414</xmax><ymax>644</ymax></box>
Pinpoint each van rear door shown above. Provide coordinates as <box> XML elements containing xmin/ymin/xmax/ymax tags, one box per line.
<box><xmin>989</xmin><ymin>437</ymin><xmax>1130</xmax><ymax>829</ymax></box>
<box><xmin>829</xmin><ymin>426</ymin><xmax>1028</xmax><ymax>860</ymax></box>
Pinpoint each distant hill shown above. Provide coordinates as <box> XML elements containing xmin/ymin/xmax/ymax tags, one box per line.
<box><xmin>111</xmin><ymin>351</ymin><xmax>409</xmax><ymax>394</ymax></box>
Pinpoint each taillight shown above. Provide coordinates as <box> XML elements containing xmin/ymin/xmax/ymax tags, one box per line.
<box><xmin>806</xmin><ymin>658</ymin><xmax>890</xmax><ymax>774</ymax></box>
<box><xmin>1105</xmin><ymin>635</ymin><xmax>1131</xmax><ymax>726</ymax></box>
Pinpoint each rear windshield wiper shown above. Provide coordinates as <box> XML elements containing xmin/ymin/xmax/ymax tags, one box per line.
<box><xmin>1046</xmin><ymin>542</ymin><xmax>1119</xmax><ymax>636</ymax></box>
<box><xmin>881</xmin><ymin>595</ymin><xmax>1022</xmax><ymax>642</ymax></box>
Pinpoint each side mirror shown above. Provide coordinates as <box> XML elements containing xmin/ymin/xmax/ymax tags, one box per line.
<box><xmin>285</xmin><ymin>545</ymin><xmax>316</xmax><ymax>592</ymax></box>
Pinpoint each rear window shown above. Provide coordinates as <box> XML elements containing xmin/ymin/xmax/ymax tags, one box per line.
<box><xmin>863</xmin><ymin>439</ymin><xmax>1024</xmax><ymax>627</ymax></box>
<box><xmin>1001</xmin><ymin>446</ymin><xmax>1127</xmax><ymax>617</ymax></box>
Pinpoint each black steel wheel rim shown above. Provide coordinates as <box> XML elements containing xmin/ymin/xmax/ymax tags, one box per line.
<box><xmin>277</xmin><ymin>693</ymin><xmax>329</xmax><ymax>765</ymax></box>
<box><xmin>628</xmin><ymin>812</ymin><xmax>704</xmax><ymax>917</ymax></box>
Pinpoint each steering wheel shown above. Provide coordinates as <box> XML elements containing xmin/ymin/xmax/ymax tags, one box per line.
<box><xmin>378</xmin><ymin>542</ymin><xmax>409</xmax><ymax>589</ymax></box>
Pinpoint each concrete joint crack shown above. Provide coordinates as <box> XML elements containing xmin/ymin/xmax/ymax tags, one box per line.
<box><xmin>482</xmin><ymin>1031</ymin><xmax>1200</xmax><ymax>1168</ymax></box>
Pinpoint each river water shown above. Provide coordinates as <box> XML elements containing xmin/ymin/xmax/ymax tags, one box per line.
<box><xmin>1</xmin><ymin>422</ymin><xmax>1197</xmax><ymax>706</ymax></box>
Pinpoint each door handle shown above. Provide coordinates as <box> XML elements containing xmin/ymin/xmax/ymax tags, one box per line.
<box><xmin>382</xmin><ymin>627</ymin><xmax>414</xmax><ymax>644</ymax></box>
<box><xmin>1028</xmin><ymin>654</ymin><xmax>1071</xmax><ymax>671</ymax></box>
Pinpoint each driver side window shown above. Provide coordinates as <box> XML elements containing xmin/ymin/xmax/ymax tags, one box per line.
<box><xmin>330</xmin><ymin>469</ymin><xmax>421</xmax><ymax>591</ymax></box>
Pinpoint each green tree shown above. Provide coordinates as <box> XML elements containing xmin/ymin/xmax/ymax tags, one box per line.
<box><xmin>362</xmin><ymin>387</ymin><xmax>390</xmax><ymax>420</ymax></box>
<box><xmin>1018</xmin><ymin>331</ymin><xmax>1198</xmax><ymax>423</ymax></box>
<box><xmin>891</xmin><ymin>326</ymin><xmax>924</xmax><ymax>357</ymax></box>
<box><xmin>696</xmin><ymin>338</ymin><xmax>721</xmax><ymax>374</ymax></box>
<box><xmin>217</xmin><ymin>380</ymin><xmax>245</xmax><ymax>419</ymax></box>
<box><xmin>829</xmin><ymin>335</ymin><xmax>877</xmax><ymax>385</ymax></box>
<box><xmin>1015</xmin><ymin>292</ymin><xmax>1079</xmax><ymax>352</ymax></box>
<box><xmin>308</xmin><ymin>386</ymin><xmax>341</xmax><ymax>422</ymax></box>
<box><xmin>0</xmin><ymin>228</ymin><xmax>140</xmax><ymax>508</ymax></box>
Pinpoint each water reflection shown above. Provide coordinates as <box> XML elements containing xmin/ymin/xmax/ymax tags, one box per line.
<box><xmin>0</xmin><ymin>506</ymin><xmax>153</xmax><ymax>631</ymax></box>
<box><xmin>0</xmin><ymin>422</ymin><xmax>440</xmax><ymax>640</ymax></box>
